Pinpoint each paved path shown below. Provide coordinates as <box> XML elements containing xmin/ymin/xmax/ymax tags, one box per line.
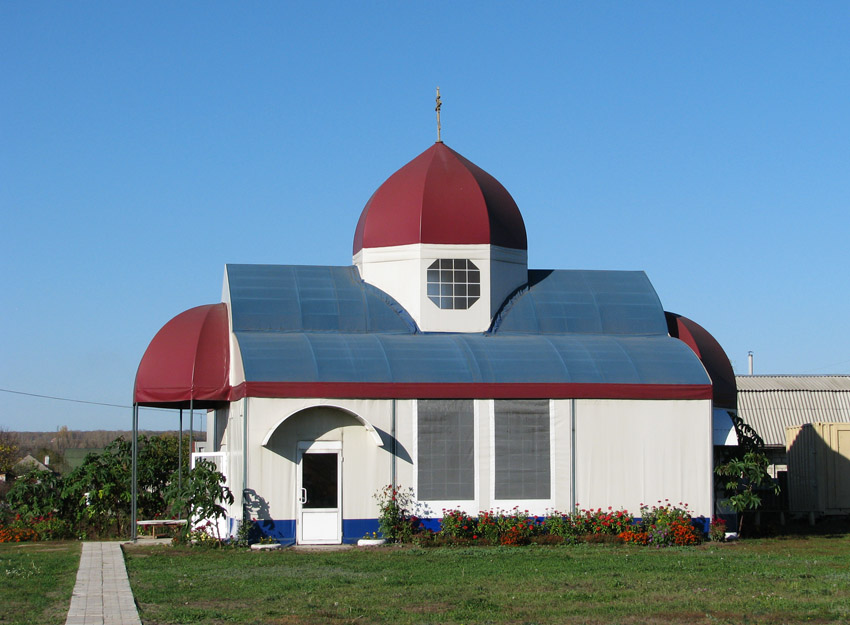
<box><xmin>65</xmin><ymin>542</ymin><xmax>142</xmax><ymax>625</ymax></box>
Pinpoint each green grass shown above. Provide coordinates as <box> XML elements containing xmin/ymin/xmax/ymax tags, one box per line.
<box><xmin>0</xmin><ymin>541</ymin><xmax>81</xmax><ymax>625</ymax></box>
<box><xmin>124</xmin><ymin>536</ymin><xmax>850</xmax><ymax>625</ymax></box>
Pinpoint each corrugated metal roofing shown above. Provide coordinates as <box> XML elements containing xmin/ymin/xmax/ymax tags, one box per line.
<box><xmin>226</xmin><ymin>264</ymin><xmax>710</xmax><ymax>389</ymax></box>
<box><xmin>494</xmin><ymin>270</ymin><xmax>667</xmax><ymax>336</ymax></box>
<box><xmin>736</xmin><ymin>376</ymin><xmax>850</xmax><ymax>446</ymax></box>
<box><xmin>226</xmin><ymin>265</ymin><xmax>417</xmax><ymax>334</ymax></box>
<box><xmin>235</xmin><ymin>332</ymin><xmax>707</xmax><ymax>385</ymax></box>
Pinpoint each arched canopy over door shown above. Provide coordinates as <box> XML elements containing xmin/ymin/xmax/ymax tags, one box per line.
<box><xmin>134</xmin><ymin>303</ymin><xmax>231</xmax><ymax>408</ymax></box>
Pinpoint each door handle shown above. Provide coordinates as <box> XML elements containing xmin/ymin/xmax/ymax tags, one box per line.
<box><xmin>299</xmin><ymin>488</ymin><xmax>307</xmax><ymax>504</ymax></box>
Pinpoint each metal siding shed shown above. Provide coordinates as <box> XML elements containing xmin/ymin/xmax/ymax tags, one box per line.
<box><xmin>736</xmin><ymin>376</ymin><xmax>850</xmax><ymax>446</ymax></box>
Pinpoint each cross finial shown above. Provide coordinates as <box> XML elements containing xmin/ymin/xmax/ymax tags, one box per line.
<box><xmin>435</xmin><ymin>86</ymin><xmax>442</xmax><ymax>143</ymax></box>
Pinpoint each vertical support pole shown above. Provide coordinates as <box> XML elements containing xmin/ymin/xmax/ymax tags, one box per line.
<box><xmin>178</xmin><ymin>408</ymin><xmax>183</xmax><ymax>490</ymax></box>
<box><xmin>189</xmin><ymin>399</ymin><xmax>194</xmax><ymax>464</ymax></box>
<box><xmin>131</xmin><ymin>403</ymin><xmax>139</xmax><ymax>541</ymax></box>
<box><xmin>570</xmin><ymin>399</ymin><xmax>577</xmax><ymax>513</ymax></box>
<box><xmin>242</xmin><ymin>397</ymin><xmax>248</xmax><ymax>498</ymax></box>
<box><xmin>391</xmin><ymin>399</ymin><xmax>397</xmax><ymax>487</ymax></box>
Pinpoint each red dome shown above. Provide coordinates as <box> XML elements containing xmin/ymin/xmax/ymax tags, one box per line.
<box><xmin>353</xmin><ymin>142</ymin><xmax>527</xmax><ymax>254</ymax></box>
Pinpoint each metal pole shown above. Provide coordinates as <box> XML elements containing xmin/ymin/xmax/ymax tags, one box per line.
<box><xmin>243</xmin><ymin>397</ymin><xmax>248</xmax><ymax>516</ymax></box>
<box><xmin>178</xmin><ymin>408</ymin><xmax>183</xmax><ymax>490</ymax></box>
<box><xmin>189</xmin><ymin>399</ymin><xmax>194</xmax><ymax>464</ymax></box>
<box><xmin>391</xmin><ymin>399</ymin><xmax>397</xmax><ymax>487</ymax></box>
<box><xmin>131</xmin><ymin>403</ymin><xmax>139</xmax><ymax>541</ymax></box>
<box><xmin>570</xmin><ymin>399</ymin><xmax>577</xmax><ymax>513</ymax></box>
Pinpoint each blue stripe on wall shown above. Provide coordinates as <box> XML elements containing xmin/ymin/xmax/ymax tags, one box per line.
<box><xmin>245</xmin><ymin>515</ymin><xmax>709</xmax><ymax>545</ymax></box>
<box><xmin>249</xmin><ymin>519</ymin><xmax>381</xmax><ymax>545</ymax></box>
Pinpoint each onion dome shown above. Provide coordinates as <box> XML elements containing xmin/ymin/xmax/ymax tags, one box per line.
<box><xmin>353</xmin><ymin>142</ymin><xmax>527</xmax><ymax>255</ymax></box>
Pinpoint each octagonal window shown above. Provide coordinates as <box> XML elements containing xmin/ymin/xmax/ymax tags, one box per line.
<box><xmin>426</xmin><ymin>259</ymin><xmax>480</xmax><ymax>310</ymax></box>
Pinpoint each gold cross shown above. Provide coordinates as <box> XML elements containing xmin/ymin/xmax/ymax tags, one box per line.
<box><xmin>435</xmin><ymin>87</ymin><xmax>442</xmax><ymax>143</ymax></box>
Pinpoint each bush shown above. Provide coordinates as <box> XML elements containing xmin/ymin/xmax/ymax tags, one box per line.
<box><xmin>439</xmin><ymin>509</ymin><xmax>477</xmax><ymax>540</ymax></box>
<box><xmin>374</xmin><ymin>485</ymin><xmax>420</xmax><ymax>543</ymax></box>
<box><xmin>0</xmin><ymin>524</ymin><xmax>38</xmax><ymax>543</ymax></box>
<box><xmin>709</xmin><ymin>517</ymin><xmax>727</xmax><ymax>542</ymax></box>
<box><xmin>544</xmin><ymin>507</ymin><xmax>633</xmax><ymax>543</ymax></box>
<box><xmin>30</xmin><ymin>514</ymin><xmax>73</xmax><ymax>540</ymax></box>
<box><xmin>639</xmin><ymin>501</ymin><xmax>702</xmax><ymax>547</ymax></box>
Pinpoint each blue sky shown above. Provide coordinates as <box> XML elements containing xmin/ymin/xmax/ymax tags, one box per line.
<box><xmin>2</xmin><ymin>2</ymin><xmax>849</xmax><ymax>432</ymax></box>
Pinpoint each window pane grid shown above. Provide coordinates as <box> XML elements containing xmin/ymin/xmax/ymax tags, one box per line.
<box><xmin>427</xmin><ymin>259</ymin><xmax>480</xmax><ymax>310</ymax></box>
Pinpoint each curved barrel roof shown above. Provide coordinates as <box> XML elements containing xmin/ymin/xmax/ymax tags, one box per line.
<box><xmin>225</xmin><ymin>265</ymin><xmax>710</xmax><ymax>399</ymax></box>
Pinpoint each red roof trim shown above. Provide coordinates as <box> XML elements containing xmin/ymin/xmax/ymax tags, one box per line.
<box><xmin>230</xmin><ymin>381</ymin><xmax>712</xmax><ymax>401</ymax></box>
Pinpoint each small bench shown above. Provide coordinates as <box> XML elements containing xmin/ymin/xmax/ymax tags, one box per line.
<box><xmin>136</xmin><ymin>519</ymin><xmax>187</xmax><ymax>538</ymax></box>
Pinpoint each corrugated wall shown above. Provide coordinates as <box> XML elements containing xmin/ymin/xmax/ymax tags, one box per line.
<box><xmin>737</xmin><ymin>376</ymin><xmax>850</xmax><ymax>446</ymax></box>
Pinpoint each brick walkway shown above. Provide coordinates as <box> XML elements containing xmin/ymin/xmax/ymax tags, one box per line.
<box><xmin>65</xmin><ymin>542</ymin><xmax>142</xmax><ymax>625</ymax></box>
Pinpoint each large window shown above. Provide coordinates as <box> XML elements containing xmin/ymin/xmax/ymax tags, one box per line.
<box><xmin>494</xmin><ymin>399</ymin><xmax>551</xmax><ymax>500</ymax></box>
<box><xmin>426</xmin><ymin>259</ymin><xmax>480</xmax><ymax>310</ymax></box>
<box><xmin>417</xmin><ymin>400</ymin><xmax>475</xmax><ymax>500</ymax></box>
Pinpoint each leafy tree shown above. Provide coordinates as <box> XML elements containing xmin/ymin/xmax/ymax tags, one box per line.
<box><xmin>0</xmin><ymin>428</ymin><xmax>19</xmax><ymax>474</ymax></box>
<box><xmin>715</xmin><ymin>450</ymin><xmax>780</xmax><ymax>535</ymax></box>
<box><xmin>63</xmin><ymin>438</ymin><xmax>133</xmax><ymax>536</ymax></box>
<box><xmin>137</xmin><ymin>434</ymin><xmax>191</xmax><ymax>514</ymax></box>
<box><xmin>166</xmin><ymin>459</ymin><xmax>233</xmax><ymax>543</ymax></box>
<box><xmin>5</xmin><ymin>469</ymin><xmax>66</xmax><ymax>519</ymax></box>
<box><xmin>4</xmin><ymin>433</ymin><xmax>198</xmax><ymax>539</ymax></box>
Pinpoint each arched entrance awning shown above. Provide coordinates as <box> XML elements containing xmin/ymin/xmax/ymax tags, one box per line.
<box><xmin>261</xmin><ymin>405</ymin><xmax>384</xmax><ymax>447</ymax></box>
<box><xmin>134</xmin><ymin>303</ymin><xmax>231</xmax><ymax>408</ymax></box>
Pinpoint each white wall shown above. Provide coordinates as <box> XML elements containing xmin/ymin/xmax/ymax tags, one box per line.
<box><xmin>355</xmin><ymin>243</ymin><xmax>527</xmax><ymax>333</ymax></box>
<box><xmin>217</xmin><ymin>395</ymin><xmax>713</xmax><ymax>527</ymax></box>
<box><xmin>573</xmin><ymin>399</ymin><xmax>713</xmax><ymax>519</ymax></box>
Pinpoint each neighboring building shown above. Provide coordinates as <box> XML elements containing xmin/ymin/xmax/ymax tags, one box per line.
<box><xmin>736</xmin><ymin>375</ymin><xmax>850</xmax><ymax>473</ymax></box>
<box><xmin>135</xmin><ymin>141</ymin><xmax>736</xmax><ymax>544</ymax></box>
<box><xmin>13</xmin><ymin>454</ymin><xmax>51</xmax><ymax>474</ymax></box>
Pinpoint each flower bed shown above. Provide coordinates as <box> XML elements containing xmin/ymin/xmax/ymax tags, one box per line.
<box><xmin>0</xmin><ymin>514</ymin><xmax>73</xmax><ymax>543</ymax></box>
<box><xmin>374</xmin><ymin>488</ymin><xmax>711</xmax><ymax>549</ymax></box>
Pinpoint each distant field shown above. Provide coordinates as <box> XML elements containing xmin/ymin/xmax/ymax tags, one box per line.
<box><xmin>0</xmin><ymin>541</ymin><xmax>80</xmax><ymax>625</ymax></box>
<box><xmin>125</xmin><ymin>535</ymin><xmax>850</xmax><ymax>624</ymax></box>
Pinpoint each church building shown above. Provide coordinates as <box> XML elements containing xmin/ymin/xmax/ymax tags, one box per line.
<box><xmin>134</xmin><ymin>137</ymin><xmax>736</xmax><ymax>544</ymax></box>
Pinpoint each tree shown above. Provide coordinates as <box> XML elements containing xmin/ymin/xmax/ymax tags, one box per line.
<box><xmin>0</xmin><ymin>428</ymin><xmax>19</xmax><ymax>474</ymax></box>
<box><xmin>166</xmin><ymin>459</ymin><xmax>233</xmax><ymax>543</ymax></box>
<box><xmin>715</xmin><ymin>450</ymin><xmax>780</xmax><ymax>535</ymax></box>
<box><xmin>63</xmin><ymin>438</ymin><xmax>133</xmax><ymax>536</ymax></box>
<box><xmin>5</xmin><ymin>469</ymin><xmax>66</xmax><ymax>519</ymax></box>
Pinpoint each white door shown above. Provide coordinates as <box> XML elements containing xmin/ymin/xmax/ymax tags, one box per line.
<box><xmin>297</xmin><ymin>442</ymin><xmax>342</xmax><ymax>544</ymax></box>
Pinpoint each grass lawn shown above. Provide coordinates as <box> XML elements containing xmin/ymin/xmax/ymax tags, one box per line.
<box><xmin>124</xmin><ymin>535</ymin><xmax>850</xmax><ymax>625</ymax></box>
<box><xmin>0</xmin><ymin>541</ymin><xmax>81</xmax><ymax>625</ymax></box>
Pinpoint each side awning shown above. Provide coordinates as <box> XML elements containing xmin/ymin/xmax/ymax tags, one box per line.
<box><xmin>134</xmin><ymin>303</ymin><xmax>231</xmax><ymax>408</ymax></box>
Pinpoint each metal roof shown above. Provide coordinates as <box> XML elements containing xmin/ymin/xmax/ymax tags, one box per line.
<box><xmin>226</xmin><ymin>264</ymin><xmax>711</xmax><ymax>393</ymax></box>
<box><xmin>736</xmin><ymin>376</ymin><xmax>850</xmax><ymax>446</ymax></box>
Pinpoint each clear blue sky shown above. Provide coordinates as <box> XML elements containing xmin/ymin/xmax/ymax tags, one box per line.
<box><xmin>2</xmin><ymin>2</ymin><xmax>849</xmax><ymax>432</ymax></box>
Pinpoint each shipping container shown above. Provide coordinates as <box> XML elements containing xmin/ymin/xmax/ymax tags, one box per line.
<box><xmin>785</xmin><ymin>422</ymin><xmax>850</xmax><ymax>515</ymax></box>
